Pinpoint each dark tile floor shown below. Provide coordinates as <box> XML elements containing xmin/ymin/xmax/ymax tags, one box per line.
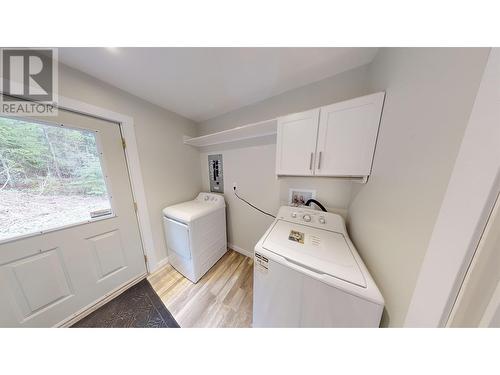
<box><xmin>72</xmin><ymin>279</ymin><xmax>180</xmax><ymax>328</ymax></box>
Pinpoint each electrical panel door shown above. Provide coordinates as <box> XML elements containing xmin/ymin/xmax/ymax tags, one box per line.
<box><xmin>208</xmin><ymin>154</ymin><xmax>223</xmax><ymax>193</ymax></box>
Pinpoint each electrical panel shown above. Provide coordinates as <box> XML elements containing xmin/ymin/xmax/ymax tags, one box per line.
<box><xmin>208</xmin><ymin>154</ymin><xmax>224</xmax><ymax>193</ymax></box>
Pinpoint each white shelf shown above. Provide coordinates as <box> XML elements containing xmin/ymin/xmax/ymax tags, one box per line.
<box><xmin>184</xmin><ymin>118</ymin><xmax>277</xmax><ymax>147</ymax></box>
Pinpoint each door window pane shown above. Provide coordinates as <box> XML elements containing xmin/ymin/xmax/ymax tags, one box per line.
<box><xmin>0</xmin><ymin>116</ymin><xmax>112</xmax><ymax>241</ymax></box>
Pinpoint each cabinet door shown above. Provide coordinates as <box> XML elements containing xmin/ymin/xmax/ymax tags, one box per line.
<box><xmin>276</xmin><ymin>108</ymin><xmax>320</xmax><ymax>176</ymax></box>
<box><xmin>315</xmin><ymin>92</ymin><xmax>385</xmax><ymax>176</ymax></box>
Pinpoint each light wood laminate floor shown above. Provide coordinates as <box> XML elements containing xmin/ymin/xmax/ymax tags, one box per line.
<box><xmin>148</xmin><ymin>250</ymin><xmax>253</xmax><ymax>328</ymax></box>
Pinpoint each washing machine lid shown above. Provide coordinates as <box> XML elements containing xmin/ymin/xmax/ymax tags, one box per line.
<box><xmin>262</xmin><ymin>219</ymin><xmax>366</xmax><ymax>288</ymax></box>
<box><xmin>162</xmin><ymin>200</ymin><xmax>221</xmax><ymax>223</ymax></box>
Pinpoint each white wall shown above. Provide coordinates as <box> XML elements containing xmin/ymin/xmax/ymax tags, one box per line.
<box><xmin>200</xmin><ymin>64</ymin><xmax>371</xmax><ymax>135</ymax></box>
<box><xmin>198</xmin><ymin>65</ymin><xmax>370</xmax><ymax>255</ymax></box>
<box><xmin>347</xmin><ymin>48</ymin><xmax>490</xmax><ymax>327</ymax></box>
<box><xmin>405</xmin><ymin>48</ymin><xmax>500</xmax><ymax>327</ymax></box>
<box><xmin>58</xmin><ymin>64</ymin><xmax>202</xmax><ymax>271</ymax></box>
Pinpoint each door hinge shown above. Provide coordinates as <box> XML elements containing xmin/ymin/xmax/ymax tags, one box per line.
<box><xmin>144</xmin><ymin>254</ymin><xmax>148</xmax><ymax>264</ymax></box>
<box><xmin>133</xmin><ymin>201</ymin><xmax>138</xmax><ymax>212</ymax></box>
<box><xmin>122</xmin><ymin>137</ymin><xmax>126</xmax><ymax>149</ymax></box>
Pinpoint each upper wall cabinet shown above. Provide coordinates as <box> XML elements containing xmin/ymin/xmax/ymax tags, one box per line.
<box><xmin>275</xmin><ymin>92</ymin><xmax>385</xmax><ymax>179</ymax></box>
<box><xmin>276</xmin><ymin>108</ymin><xmax>320</xmax><ymax>176</ymax></box>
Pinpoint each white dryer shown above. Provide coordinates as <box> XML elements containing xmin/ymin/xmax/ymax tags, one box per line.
<box><xmin>253</xmin><ymin>206</ymin><xmax>384</xmax><ymax>327</ymax></box>
<box><xmin>162</xmin><ymin>193</ymin><xmax>227</xmax><ymax>283</ymax></box>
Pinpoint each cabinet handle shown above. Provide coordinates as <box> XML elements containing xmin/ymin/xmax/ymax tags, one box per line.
<box><xmin>309</xmin><ymin>152</ymin><xmax>313</xmax><ymax>170</ymax></box>
<box><xmin>317</xmin><ymin>151</ymin><xmax>322</xmax><ymax>170</ymax></box>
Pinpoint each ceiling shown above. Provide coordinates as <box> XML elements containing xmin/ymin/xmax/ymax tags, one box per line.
<box><xmin>58</xmin><ymin>48</ymin><xmax>378</xmax><ymax>123</ymax></box>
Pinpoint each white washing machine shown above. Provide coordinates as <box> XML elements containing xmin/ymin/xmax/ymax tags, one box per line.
<box><xmin>162</xmin><ymin>192</ymin><xmax>227</xmax><ymax>283</ymax></box>
<box><xmin>253</xmin><ymin>206</ymin><xmax>384</xmax><ymax>327</ymax></box>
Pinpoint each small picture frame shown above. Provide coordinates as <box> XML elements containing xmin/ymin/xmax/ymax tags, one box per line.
<box><xmin>288</xmin><ymin>188</ymin><xmax>316</xmax><ymax>206</ymax></box>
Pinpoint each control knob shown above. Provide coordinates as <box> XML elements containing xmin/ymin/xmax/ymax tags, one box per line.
<box><xmin>302</xmin><ymin>214</ymin><xmax>311</xmax><ymax>222</ymax></box>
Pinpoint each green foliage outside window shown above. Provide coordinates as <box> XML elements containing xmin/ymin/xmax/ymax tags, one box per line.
<box><xmin>0</xmin><ymin>117</ymin><xmax>108</xmax><ymax>197</ymax></box>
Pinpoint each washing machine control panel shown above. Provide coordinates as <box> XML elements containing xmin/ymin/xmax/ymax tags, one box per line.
<box><xmin>280</xmin><ymin>206</ymin><xmax>344</xmax><ymax>232</ymax></box>
<box><xmin>290</xmin><ymin>211</ymin><xmax>324</xmax><ymax>224</ymax></box>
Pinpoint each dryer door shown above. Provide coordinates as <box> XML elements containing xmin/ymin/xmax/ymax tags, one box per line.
<box><xmin>164</xmin><ymin>217</ymin><xmax>191</xmax><ymax>259</ymax></box>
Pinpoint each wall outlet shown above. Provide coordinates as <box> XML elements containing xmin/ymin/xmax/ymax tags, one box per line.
<box><xmin>232</xmin><ymin>182</ymin><xmax>237</xmax><ymax>190</ymax></box>
<box><xmin>288</xmin><ymin>188</ymin><xmax>316</xmax><ymax>206</ymax></box>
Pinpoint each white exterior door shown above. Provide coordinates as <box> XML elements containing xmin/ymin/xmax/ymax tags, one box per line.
<box><xmin>315</xmin><ymin>92</ymin><xmax>385</xmax><ymax>176</ymax></box>
<box><xmin>0</xmin><ymin>109</ymin><xmax>146</xmax><ymax>327</ymax></box>
<box><xmin>275</xmin><ymin>109</ymin><xmax>319</xmax><ymax>176</ymax></box>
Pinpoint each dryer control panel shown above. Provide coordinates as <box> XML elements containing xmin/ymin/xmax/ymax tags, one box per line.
<box><xmin>195</xmin><ymin>192</ymin><xmax>225</xmax><ymax>207</ymax></box>
<box><xmin>208</xmin><ymin>154</ymin><xmax>224</xmax><ymax>193</ymax></box>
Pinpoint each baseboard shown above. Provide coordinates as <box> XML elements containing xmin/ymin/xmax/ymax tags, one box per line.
<box><xmin>57</xmin><ymin>273</ymin><xmax>147</xmax><ymax>327</ymax></box>
<box><xmin>150</xmin><ymin>257</ymin><xmax>169</xmax><ymax>274</ymax></box>
<box><xmin>228</xmin><ymin>243</ymin><xmax>254</xmax><ymax>258</ymax></box>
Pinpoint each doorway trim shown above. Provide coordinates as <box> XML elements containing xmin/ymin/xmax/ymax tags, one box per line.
<box><xmin>404</xmin><ymin>48</ymin><xmax>500</xmax><ymax>327</ymax></box>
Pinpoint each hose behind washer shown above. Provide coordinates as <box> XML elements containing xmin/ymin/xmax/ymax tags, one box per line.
<box><xmin>304</xmin><ymin>199</ymin><xmax>327</xmax><ymax>212</ymax></box>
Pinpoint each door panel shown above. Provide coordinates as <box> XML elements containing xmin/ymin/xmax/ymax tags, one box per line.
<box><xmin>0</xmin><ymin>109</ymin><xmax>146</xmax><ymax>327</ymax></box>
<box><xmin>276</xmin><ymin>109</ymin><xmax>319</xmax><ymax>176</ymax></box>
<box><xmin>88</xmin><ymin>230</ymin><xmax>127</xmax><ymax>281</ymax></box>
<box><xmin>316</xmin><ymin>92</ymin><xmax>384</xmax><ymax>176</ymax></box>
<box><xmin>5</xmin><ymin>249</ymin><xmax>73</xmax><ymax>317</ymax></box>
